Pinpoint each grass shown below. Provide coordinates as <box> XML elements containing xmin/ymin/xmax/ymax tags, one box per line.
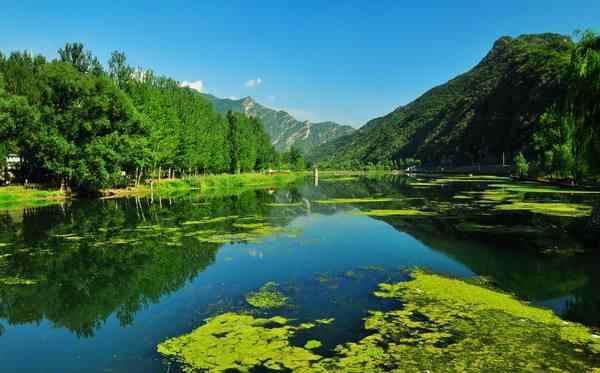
<box><xmin>314</xmin><ymin>197</ymin><xmax>395</xmax><ymax>204</ymax></box>
<box><xmin>118</xmin><ymin>172</ymin><xmax>305</xmax><ymax>198</ymax></box>
<box><xmin>0</xmin><ymin>185</ymin><xmax>66</xmax><ymax>210</ymax></box>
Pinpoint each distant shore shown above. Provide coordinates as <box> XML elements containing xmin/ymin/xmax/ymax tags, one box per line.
<box><xmin>0</xmin><ymin>172</ymin><xmax>306</xmax><ymax>210</ymax></box>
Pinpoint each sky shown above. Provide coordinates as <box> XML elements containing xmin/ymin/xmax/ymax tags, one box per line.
<box><xmin>1</xmin><ymin>1</ymin><xmax>599</xmax><ymax>127</ymax></box>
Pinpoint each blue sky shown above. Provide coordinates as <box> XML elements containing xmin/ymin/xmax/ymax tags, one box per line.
<box><xmin>1</xmin><ymin>1</ymin><xmax>598</xmax><ymax>127</ymax></box>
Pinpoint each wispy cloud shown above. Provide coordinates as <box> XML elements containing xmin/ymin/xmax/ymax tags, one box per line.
<box><xmin>179</xmin><ymin>80</ymin><xmax>204</xmax><ymax>92</ymax></box>
<box><xmin>244</xmin><ymin>77</ymin><xmax>263</xmax><ymax>88</ymax></box>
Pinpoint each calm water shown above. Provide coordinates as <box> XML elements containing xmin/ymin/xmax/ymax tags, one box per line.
<box><xmin>1</xmin><ymin>175</ymin><xmax>599</xmax><ymax>372</ymax></box>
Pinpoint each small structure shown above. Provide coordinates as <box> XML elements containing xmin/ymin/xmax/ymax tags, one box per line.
<box><xmin>6</xmin><ymin>154</ymin><xmax>20</xmax><ymax>170</ymax></box>
<box><xmin>2</xmin><ymin>153</ymin><xmax>20</xmax><ymax>183</ymax></box>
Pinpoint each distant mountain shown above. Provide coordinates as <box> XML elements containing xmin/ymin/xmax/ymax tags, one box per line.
<box><xmin>310</xmin><ymin>33</ymin><xmax>574</xmax><ymax>166</ymax></box>
<box><xmin>202</xmin><ymin>94</ymin><xmax>355</xmax><ymax>153</ymax></box>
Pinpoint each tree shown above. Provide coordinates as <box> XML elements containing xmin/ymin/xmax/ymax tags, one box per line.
<box><xmin>108</xmin><ymin>51</ymin><xmax>133</xmax><ymax>88</ymax></box>
<box><xmin>566</xmin><ymin>30</ymin><xmax>600</xmax><ymax>177</ymax></box>
<box><xmin>58</xmin><ymin>42</ymin><xmax>102</xmax><ymax>75</ymax></box>
<box><xmin>534</xmin><ymin>108</ymin><xmax>577</xmax><ymax>179</ymax></box>
<box><xmin>514</xmin><ymin>152</ymin><xmax>529</xmax><ymax>177</ymax></box>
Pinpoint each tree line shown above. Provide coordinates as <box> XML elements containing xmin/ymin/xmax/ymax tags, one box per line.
<box><xmin>0</xmin><ymin>43</ymin><xmax>299</xmax><ymax>193</ymax></box>
<box><xmin>516</xmin><ymin>30</ymin><xmax>600</xmax><ymax>184</ymax></box>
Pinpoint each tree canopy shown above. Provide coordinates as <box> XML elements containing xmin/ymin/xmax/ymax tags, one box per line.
<box><xmin>0</xmin><ymin>43</ymin><xmax>281</xmax><ymax>192</ymax></box>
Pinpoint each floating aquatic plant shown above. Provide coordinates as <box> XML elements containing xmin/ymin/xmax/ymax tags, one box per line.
<box><xmin>353</xmin><ymin>209</ymin><xmax>433</xmax><ymax>217</ymax></box>
<box><xmin>157</xmin><ymin>313</ymin><xmax>321</xmax><ymax>372</ymax></box>
<box><xmin>495</xmin><ymin>201</ymin><xmax>592</xmax><ymax>217</ymax></box>
<box><xmin>158</xmin><ymin>271</ymin><xmax>600</xmax><ymax>372</ymax></box>
<box><xmin>314</xmin><ymin>197</ymin><xmax>395</xmax><ymax>204</ymax></box>
<box><xmin>245</xmin><ymin>282</ymin><xmax>289</xmax><ymax>309</ymax></box>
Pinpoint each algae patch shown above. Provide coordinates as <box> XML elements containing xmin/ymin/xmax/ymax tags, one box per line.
<box><xmin>157</xmin><ymin>313</ymin><xmax>321</xmax><ymax>372</ymax></box>
<box><xmin>158</xmin><ymin>271</ymin><xmax>600</xmax><ymax>372</ymax></box>
<box><xmin>353</xmin><ymin>209</ymin><xmax>433</xmax><ymax>217</ymax></box>
<box><xmin>245</xmin><ymin>282</ymin><xmax>289</xmax><ymax>309</ymax></box>
<box><xmin>313</xmin><ymin>197</ymin><xmax>394</xmax><ymax>204</ymax></box>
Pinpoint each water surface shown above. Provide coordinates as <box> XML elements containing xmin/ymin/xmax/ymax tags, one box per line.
<box><xmin>1</xmin><ymin>175</ymin><xmax>599</xmax><ymax>372</ymax></box>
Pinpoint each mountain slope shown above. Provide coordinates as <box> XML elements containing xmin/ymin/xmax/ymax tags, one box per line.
<box><xmin>310</xmin><ymin>33</ymin><xmax>574</xmax><ymax>166</ymax></box>
<box><xmin>202</xmin><ymin>94</ymin><xmax>355</xmax><ymax>153</ymax></box>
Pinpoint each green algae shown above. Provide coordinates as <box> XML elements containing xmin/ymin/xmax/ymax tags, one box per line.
<box><xmin>265</xmin><ymin>202</ymin><xmax>304</xmax><ymax>207</ymax></box>
<box><xmin>313</xmin><ymin>198</ymin><xmax>395</xmax><ymax>204</ymax></box>
<box><xmin>181</xmin><ymin>216</ymin><xmax>239</xmax><ymax>225</ymax></box>
<box><xmin>488</xmin><ymin>183</ymin><xmax>600</xmax><ymax>194</ymax></box>
<box><xmin>157</xmin><ymin>313</ymin><xmax>321</xmax><ymax>372</ymax></box>
<box><xmin>353</xmin><ymin>209</ymin><xmax>433</xmax><ymax>217</ymax></box>
<box><xmin>455</xmin><ymin>222</ymin><xmax>542</xmax><ymax>235</ymax></box>
<box><xmin>0</xmin><ymin>277</ymin><xmax>37</xmax><ymax>286</ymax></box>
<box><xmin>245</xmin><ymin>282</ymin><xmax>288</xmax><ymax>309</ymax></box>
<box><xmin>495</xmin><ymin>201</ymin><xmax>592</xmax><ymax>217</ymax></box>
<box><xmin>304</xmin><ymin>340</ymin><xmax>322</xmax><ymax>349</ymax></box>
<box><xmin>158</xmin><ymin>271</ymin><xmax>600</xmax><ymax>372</ymax></box>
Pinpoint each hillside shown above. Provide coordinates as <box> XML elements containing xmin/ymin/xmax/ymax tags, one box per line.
<box><xmin>310</xmin><ymin>33</ymin><xmax>574</xmax><ymax>166</ymax></box>
<box><xmin>202</xmin><ymin>94</ymin><xmax>355</xmax><ymax>153</ymax></box>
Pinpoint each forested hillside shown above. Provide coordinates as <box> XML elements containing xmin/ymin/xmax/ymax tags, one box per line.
<box><xmin>0</xmin><ymin>44</ymin><xmax>278</xmax><ymax>193</ymax></box>
<box><xmin>311</xmin><ymin>33</ymin><xmax>576</xmax><ymax>169</ymax></box>
<box><xmin>202</xmin><ymin>94</ymin><xmax>355</xmax><ymax>153</ymax></box>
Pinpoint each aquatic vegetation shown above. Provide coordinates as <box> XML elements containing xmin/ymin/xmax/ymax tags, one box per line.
<box><xmin>314</xmin><ymin>197</ymin><xmax>395</xmax><ymax>204</ymax></box>
<box><xmin>181</xmin><ymin>216</ymin><xmax>239</xmax><ymax>225</ymax></box>
<box><xmin>265</xmin><ymin>202</ymin><xmax>304</xmax><ymax>207</ymax></box>
<box><xmin>408</xmin><ymin>182</ymin><xmax>441</xmax><ymax>187</ymax></box>
<box><xmin>455</xmin><ymin>222</ymin><xmax>541</xmax><ymax>235</ymax></box>
<box><xmin>488</xmin><ymin>183</ymin><xmax>600</xmax><ymax>194</ymax></box>
<box><xmin>157</xmin><ymin>313</ymin><xmax>321</xmax><ymax>372</ymax></box>
<box><xmin>159</xmin><ymin>271</ymin><xmax>600</xmax><ymax>372</ymax></box>
<box><xmin>0</xmin><ymin>277</ymin><xmax>37</xmax><ymax>286</ymax></box>
<box><xmin>353</xmin><ymin>209</ymin><xmax>433</xmax><ymax>217</ymax></box>
<box><xmin>320</xmin><ymin>177</ymin><xmax>359</xmax><ymax>182</ymax></box>
<box><xmin>304</xmin><ymin>340</ymin><xmax>322</xmax><ymax>349</ymax></box>
<box><xmin>245</xmin><ymin>282</ymin><xmax>289</xmax><ymax>308</ymax></box>
<box><xmin>495</xmin><ymin>201</ymin><xmax>592</xmax><ymax>217</ymax></box>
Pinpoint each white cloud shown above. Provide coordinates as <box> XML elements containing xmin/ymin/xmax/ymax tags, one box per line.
<box><xmin>226</xmin><ymin>96</ymin><xmax>240</xmax><ymax>100</ymax></box>
<box><xmin>244</xmin><ymin>77</ymin><xmax>263</xmax><ymax>88</ymax></box>
<box><xmin>179</xmin><ymin>80</ymin><xmax>204</xmax><ymax>92</ymax></box>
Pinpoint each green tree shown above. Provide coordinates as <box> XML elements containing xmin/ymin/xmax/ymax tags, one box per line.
<box><xmin>58</xmin><ymin>42</ymin><xmax>102</xmax><ymax>75</ymax></box>
<box><xmin>514</xmin><ymin>152</ymin><xmax>529</xmax><ymax>177</ymax></box>
<box><xmin>108</xmin><ymin>51</ymin><xmax>133</xmax><ymax>89</ymax></box>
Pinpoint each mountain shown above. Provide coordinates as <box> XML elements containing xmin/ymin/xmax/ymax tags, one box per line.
<box><xmin>202</xmin><ymin>94</ymin><xmax>355</xmax><ymax>153</ymax></box>
<box><xmin>310</xmin><ymin>33</ymin><xmax>574</xmax><ymax>166</ymax></box>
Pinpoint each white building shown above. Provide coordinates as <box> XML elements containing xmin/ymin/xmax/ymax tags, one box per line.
<box><xmin>6</xmin><ymin>154</ymin><xmax>20</xmax><ymax>169</ymax></box>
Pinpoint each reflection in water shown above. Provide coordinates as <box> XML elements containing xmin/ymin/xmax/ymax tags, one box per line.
<box><xmin>0</xmin><ymin>175</ymin><xmax>599</xmax><ymax>371</ymax></box>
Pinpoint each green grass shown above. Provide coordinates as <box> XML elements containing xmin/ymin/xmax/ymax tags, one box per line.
<box><xmin>152</xmin><ymin>173</ymin><xmax>304</xmax><ymax>197</ymax></box>
<box><xmin>0</xmin><ymin>185</ymin><xmax>65</xmax><ymax>210</ymax></box>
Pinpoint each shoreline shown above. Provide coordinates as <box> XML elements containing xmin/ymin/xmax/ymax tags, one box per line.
<box><xmin>0</xmin><ymin>172</ymin><xmax>306</xmax><ymax>210</ymax></box>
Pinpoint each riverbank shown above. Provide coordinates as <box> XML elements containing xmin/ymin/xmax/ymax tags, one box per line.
<box><xmin>0</xmin><ymin>173</ymin><xmax>306</xmax><ymax>211</ymax></box>
<box><xmin>102</xmin><ymin>172</ymin><xmax>305</xmax><ymax>199</ymax></box>
<box><xmin>0</xmin><ymin>185</ymin><xmax>67</xmax><ymax>210</ymax></box>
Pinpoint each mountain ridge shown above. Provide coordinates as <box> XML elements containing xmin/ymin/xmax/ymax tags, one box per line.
<box><xmin>201</xmin><ymin>94</ymin><xmax>355</xmax><ymax>153</ymax></box>
<box><xmin>310</xmin><ymin>33</ymin><xmax>574</xmax><ymax>167</ymax></box>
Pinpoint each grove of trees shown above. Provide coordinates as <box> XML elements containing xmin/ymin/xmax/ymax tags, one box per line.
<box><xmin>0</xmin><ymin>43</ymin><xmax>282</xmax><ymax>193</ymax></box>
<box><xmin>529</xmin><ymin>30</ymin><xmax>600</xmax><ymax>183</ymax></box>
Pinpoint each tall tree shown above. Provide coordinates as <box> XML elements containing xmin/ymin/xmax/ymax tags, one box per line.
<box><xmin>58</xmin><ymin>42</ymin><xmax>102</xmax><ymax>75</ymax></box>
<box><xmin>108</xmin><ymin>51</ymin><xmax>133</xmax><ymax>89</ymax></box>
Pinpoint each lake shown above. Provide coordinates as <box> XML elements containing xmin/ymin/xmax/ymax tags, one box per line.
<box><xmin>1</xmin><ymin>175</ymin><xmax>599</xmax><ymax>372</ymax></box>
